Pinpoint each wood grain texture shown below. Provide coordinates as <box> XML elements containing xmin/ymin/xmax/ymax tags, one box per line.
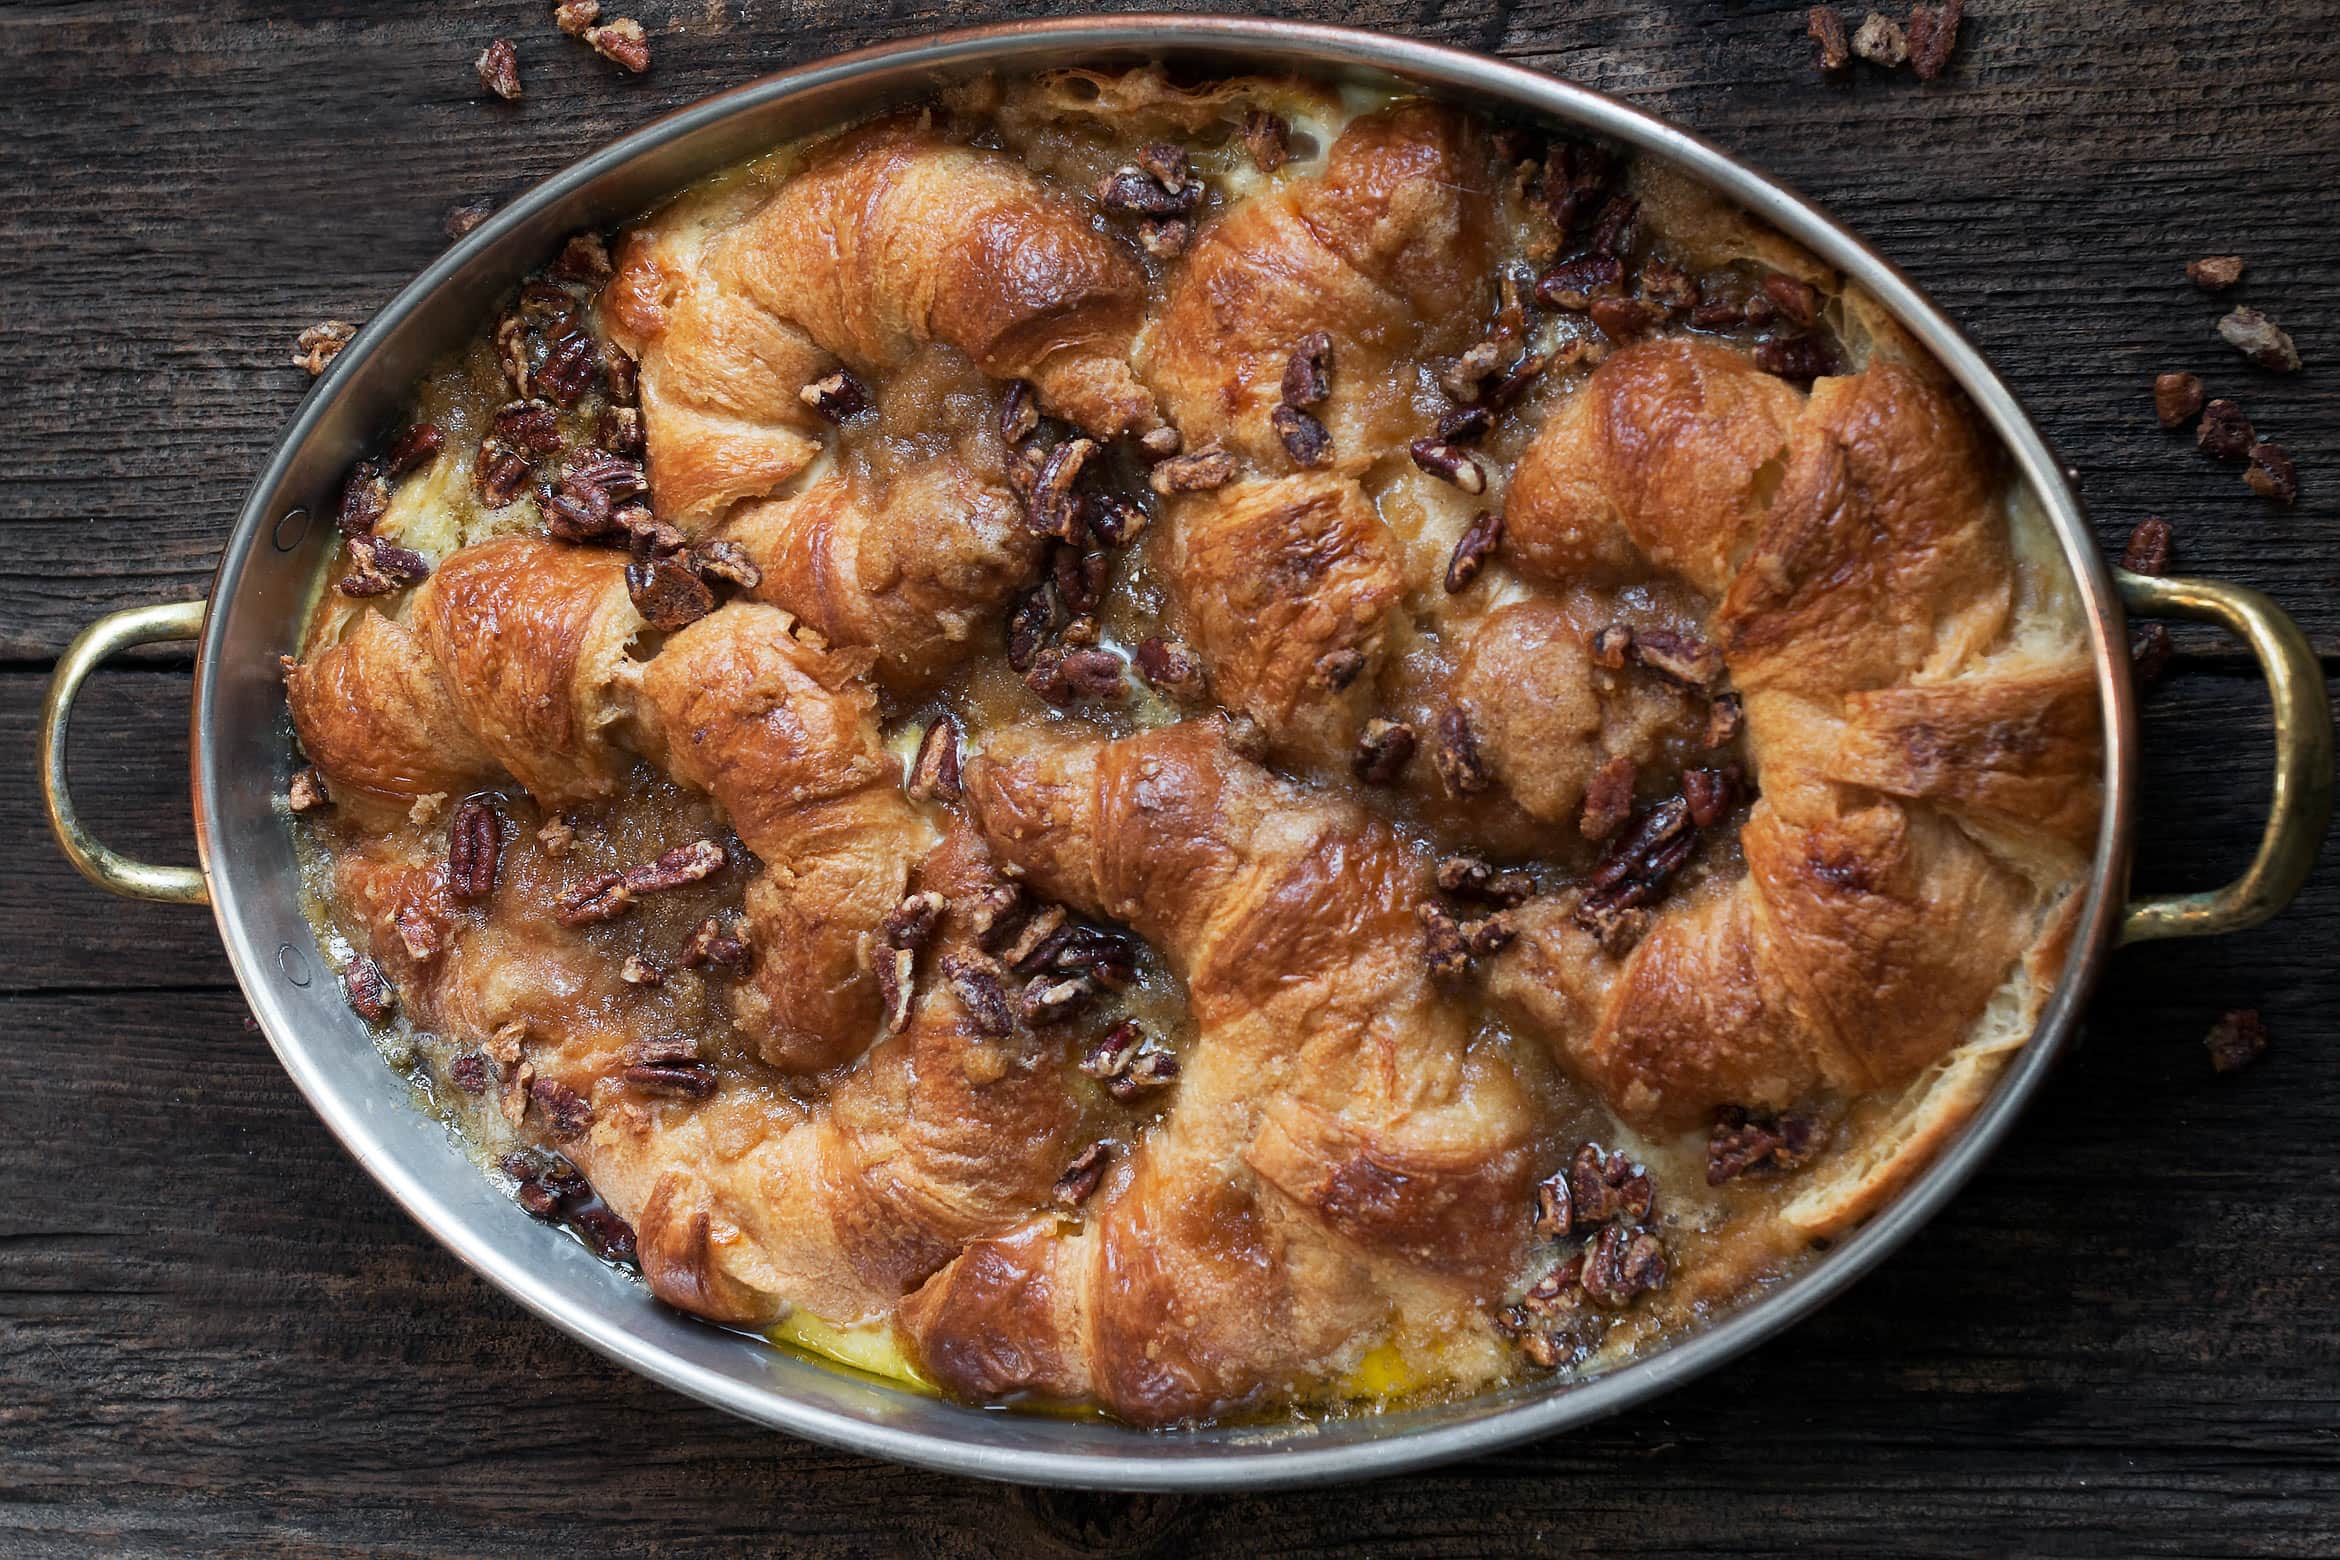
<box><xmin>2</xmin><ymin>2</ymin><xmax>2336</xmax><ymax>1554</ymax></box>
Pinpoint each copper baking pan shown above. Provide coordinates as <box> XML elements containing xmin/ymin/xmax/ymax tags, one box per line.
<box><xmin>36</xmin><ymin>16</ymin><xmax>2333</xmax><ymax>1489</ymax></box>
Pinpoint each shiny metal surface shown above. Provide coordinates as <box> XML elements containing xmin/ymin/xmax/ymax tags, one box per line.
<box><xmin>43</xmin><ymin>15</ymin><xmax>2330</xmax><ymax>1489</ymax></box>
<box><xmin>2113</xmin><ymin>570</ymin><xmax>2333</xmax><ymax>943</ymax></box>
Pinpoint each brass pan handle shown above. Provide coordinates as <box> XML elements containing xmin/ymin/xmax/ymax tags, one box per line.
<box><xmin>2117</xmin><ymin>569</ymin><xmax>2332</xmax><ymax>943</ymax></box>
<box><xmin>38</xmin><ymin>599</ymin><xmax>211</xmax><ymax>906</ymax></box>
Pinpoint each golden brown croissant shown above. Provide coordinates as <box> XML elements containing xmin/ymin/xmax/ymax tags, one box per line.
<box><xmin>288</xmin><ymin>539</ymin><xmax>924</xmax><ymax>1074</ymax></box>
<box><xmin>898</xmin><ymin>722</ymin><xmax>1536</xmax><ymax>1424</ymax></box>
<box><xmin>638</xmin><ymin>603</ymin><xmax>929</xmax><ymax>1072</ymax></box>
<box><xmin>718</xmin><ymin>461</ymin><xmax>1042</xmax><ymax>695</ymax></box>
<box><xmin>337</xmin><ymin>820</ymin><xmax>1080</xmax><ymax>1328</ymax></box>
<box><xmin>742</xmin><ymin>117</ymin><xmax>1153</xmax><ymax>435</ymax></box>
<box><xmin>1487</xmin><ymin>341</ymin><xmax>2097</xmax><ymax>1132</ymax></box>
<box><xmin>1143</xmin><ymin>101</ymin><xmax>1496</xmax><ymax>469</ymax></box>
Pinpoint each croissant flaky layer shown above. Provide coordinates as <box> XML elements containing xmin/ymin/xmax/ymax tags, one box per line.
<box><xmin>289</xmin><ymin>74</ymin><xmax>2101</xmax><ymax>1426</ymax></box>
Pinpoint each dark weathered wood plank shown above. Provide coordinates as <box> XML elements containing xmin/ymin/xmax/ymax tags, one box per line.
<box><xmin>0</xmin><ymin>0</ymin><xmax>2335</xmax><ymax>659</ymax></box>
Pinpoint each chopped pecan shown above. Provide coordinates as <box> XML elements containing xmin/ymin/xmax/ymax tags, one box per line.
<box><xmin>1590</xmin><ymin>624</ymin><xmax>1633</xmax><ymax>670</ymax></box>
<box><xmin>628</xmin><ymin>839</ymin><xmax>727</xmax><ymax>894</ymax></box>
<box><xmin>1589</xmin><ymin>294</ymin><xmax>1659</xmax><ymax>344</ymax></box>
<box><xmin>2153</xmin><ymin>371</ymin><xmax>2206</xmax><ymax>430</ymax></box>
<box><xmin>2205</xmin><ymin>1008</ymin><xmax>2267</xmax><ymax>1073</ymax></box>
<box><xmin>1761</xmin><ymin>273</ymin><xmax>1821</xmax><ymax>328</ymax></box>
<box><xmin>1681</xmin><ymin>766</ymin><xmax>1738</xmax><ymax>828</ymax></box>
<box><xmin>1022</xmin><ymin>973</ymin><xmax>1098</xmax><ymax>1026</ymax></box>
<box><xmin>1082</xmin><ymin>1019</ymin><xmax>1144</xmax><ymax>1083</ymax></box>
<box><xmin>489</xmin><ymin>400</ymin><xmax>561</xmax><ymax>460</ymax></box>
<box><xmin>1135</xmin><ymin>635</ymin><xmax>1206</xmax><ymax>697</ymax></box>
<box><xmin>1432</xmin><ymin>707</ymin><xmax>1492</xmax><ymax>796</ymax></box>
<box><xmin>343</xmin><ymin>957</ymin><xmax>393</xmax><ymax>1022</ymax></box>
<box><xmin>2187</xmin><ymin>255</ymin><xmax>2245</xmax><ymax>292</ymax></box>
<box><xmin>623</xmin><ymin>1057</ymin><xmax>717</xmax><ymax>1100</ymax></box>
<box><xmin>2197</xmin><ymin>398</ymin><xmax>2256</xmax><ymax>461</ymax></box>
<box><xmin>967</xmin><ymin>883</ymin><xmax>1029</xmax><ymax>952</ymax></box>
<box><xmin>1808</xmin><ymin>7</ymin><xmax>1852</xmax><ymax>71</ymax></box>
<box><xmin>1444</xmin><ymin>509</ymin><xmax>1505</xmax><ymax>594</ymax></box>
<box><xmin>447</xmin><ymin>798</ymin><xmax>501</xmax><ymax>902</ymax></box>
<box><xmin>1465</xmin><ymin>913</ymin><xmax>1516</xmax><ymax>957</ymax></box>
<box><xmin>942</xmin><ymin>953</ymin><xmax>1014</xmax><ymax>1036</ymax></box>
<box><xmin>1638</xmin><ymin>257</ymin><xmax>1698</xmax><ymax>316</ymax></box>
<box><xmin>1536</xmin><ymin>254</ymin><xmax>1622</xmax><ymax>312</ymax></box>
<box><xmin>999</xmin><ymin>905</ymin><xmax>1068</xmax><ymax>971</ymax></box>
<box><xmin>474</xmin><ymin>38</ymin><xmax>523</xmax><ymax>100</ymax></box>
<box><xmin>1851</xmin><ymin>10</ymin><xmax>1908</xmax><ymax>66</ymax></box>
<box><xmin>518</xmin><ymin>280</ymin><xmax>579</xmax><ymax>330</ymax></box>
<box><xmin>686</xmin><ymin>538</ymin><xmax>760</xmax><ymax>594</ymax></box>
<box><xmin>551</xmin><ymin>231</ymin><xmax>614</xmax><ymax>285</ymax></box>
<box><xmin>1025</xmin><ymin>646</ymin><xmax>1126</xmax><ymax>705</ymax></box>
<box><xmin>1241</xmin><ymin>108</ymin><xmax>1292</xmax><ymax>173</ymax></box>
<box><xmin>1576</xmin><ymin>796</ymin><xmax>1697</xmax><ymax>932</ymax></box>
<box><xmin>534</xmin><ymin>329</ymin><xmax>601</xmax><ymax>406</ymax></box>
<box><xmin>1108</xmin><ymin>1047</ymin><xmax>1179</xmax><ymax>1101</ymax></box>
<box><xmin>1532</xmin><ymin>1170</ymin><xmax>1574</xmax><ymax>1237</ymax></box>
<box><xmin>1706</xmin><ymin>1105</ymin><xmax>1821</xmax><ymax>1182</ymax></box>
<box><xmin>1137</xmin><ymin>217</ymin><xmax>1192</xmax><ymax>259</ymax></box>
<box><xmin>1148</xmin><ymin>446</ymin><xmax>1236</xmax><ymax>495</ymax></box>
<box><xmin>625</xmin><ymin>551</ymin><xmax>715</xmax><ymax>631</ymax></box>
<box><xmin>336</xmin><ymin>536</ymin><xmax>432</xmax><ymax>598</ymax></box>
<box><xmin>1271</xmin><ymin>404</ymin><xmax>1331</xmax><ymax>467</ymax></box>
<box><xmin>292</xmin><ymin>318</ymin><xmax>355</xmax><ymax>376</ymax></box>
<box><xmin>1568</xmin><ymin>1143</ymin><xmax>1656</xmax><ymax>1229</ymax></box>
<box><xmin>1580</xmin><ymin>754</ymin><xmax>1637</xmax><ymax>841</ymax></box>
<box><xmin>598</xmin><ymin>404</ymin><xmax>645</xmax><ymax>456</ymax></box>
<box><xmin>1087</xmin><ymin>495</ymin><xmax>1147</xmax><ymax>547</ymax></box>
<box><xmin>620</xmin><ymin>954</ymin><xmax>663</xmax><ymax>987</ymax></box>
<box><xmin>1029</xmin><ymin>437</ymin><xmax>1098</xmax><ymax>541</ymax></box>
<box><xmin>530</xmin><ymin>1077</ymin><xmax>594</xmax><ymax>1139</ymax></box>
<box><xmin>1586</xmin><ymin>195</ymin><xmax>1639</xmax><ymax>259</ymax></box>
<box><xmin>1634</xmin><ymin>626</ymin><xmax>1720</xmax><ymax>687</ymax></box>
<box><xmin>1904</xmin><ymin>0</ymin><xmax>1963</xmax><ymax>81</ymax></box>
<box><xmin>449</xmin><ymin>1052</ymin><xmax>494</xmax><ymax>1095</ymax></box>
<box><xmin>799</xmin><ymin>369</ymin><xmax>871</xmax><ymax>423</ymax></box>
<box><xmin>287</xmin><ymin>767</ymin><xmax>332</xmax><ymax>814</ymax></box>
<box><xmin>1753</xmin><ymin>333</ymin><xmax>1840</xmax><ymax>381</ymax></box>
<box><xmin>2219</xmin><ymin>306</ymin><xmax>2300</xmax><ymax>373</ymax></box>
<box><xmin>1581</xmin><ymin>900</ymin><xmax>1650</xmax><ymax>958</ymax></box>
<box><xmin>1135</xmin><ymin>425</ymin><xmax>1183</xmax><ymax>462</ymax></box>
<box><xmin>1436</xmin><ymin>404</ymin><xmax>1494</xmax><ymax>445</ymax></box>
<box><xmin>679</xmin><ymin>916</ymin><xmax>751</xmax><ymax>976</ymax></box>
<box><xmin>882</xmin><ymin>890</ymin><xmax>948</xmax><ymax>953</ymax></box>
<box><xmin>1536</xmin><ymin>140</ymin><xmax>1619</xmax><ymax>244</ymax></box>
<box><xmin>601</xmin><ymin>341</ymin><xmax>638</xmax><ymax>403</ymax></box>
<box><xmin>2244</xmin><ymin>443</ymin><xmax>2298</xmax><ymax>504</ymax></box>
<box><xmin>1580</xmin><ymin>1223</ymin><xmax>1668</xmax><ymax>1308</ymax></box>
<box><xmin>582</xmin><ymin>17</ymin><xmax>651</xmax><ymax>73</ymax></box>
<box><xmin>1050</xmin><ymin>541</ymin><xmax>1105</xmax><ymax>618</ymax></box>
<box><xmin>1704</xmin><ymin>692</ymin><xmax>1746</xmax><ymax>748</ymax></box>
<box><xmin>1409</xmin><ymin>439</ymin><xmax>1487</xmax><ymax>494</ymax></box>
<box><xmin>908</xmin><ymin>716</ymin><xmax>963</xmax><ymax>803</ymax></box>
<box><xmin>876</xmin><ymin>945</ymin><xmax>918</xmax><ymax>1035</ymax></box>
<box><xmin>998</xmin><ymin>380</ymin><xmax>1039</xmax><ymax>445</ymax></box>
<box><xmin>1052</xmin><ymin>1141</ymin><xmax>1114</xmax><ymax>1208</ymax></box>
<box><xmin>1436</xmin><ymin>855</ymin><xmax>1535</xmax><ymax>908</ymax></box>
<box><xmin>383</xmin><ymin>423</ymin><xmax>445</xmax><ymax>478</ymax></box>
<box><xmin>2122</xmin><ymin>516</ymin><xmax>2174</xmax><ymax>575</ymax></box>
<box><xmin>1005</xmin><ymin>585</ymin><xmax>1056</xmax><ymax>673</ymax></box>
<box><xmin>1099</xmin><ymin>145</ymin><xmax>1202</xmax><ymax>216</ymax></box>
<box><xmin>494</xmin><ymin>312</ymin><xmax>532</xmax><ymax>395</ymax></box>
<box><xmin>335</xmin><ymin>462</ymin><xmax>389</xmax><ymax>537</ymax></box>
<box><xmin>444</xmin><ymin>197</ymin><xmax>497</xmax><ymax>239</ymax></box>
<box><xmin>1352</xmin><ymin>719</ymin><xmax>1417</xmax><ymax>785</ymax></box>
<box><xmin>393</xmin><ymin>904</ymin><xmax>443</xmax><ymax>963</ymax></box>
<box><xmin>1312</xmin><ymin>648</ymin><xmax>1366</xmax><ymax>692</ymax></box>
<box><xmin>558</xmin><ymin>873</ymin><xmax>632</xmax><ymax>926</ymax></box>
<box><xmin>1281</xmin><ymin>331</ymin><xmax>1335</xmax><ymax>407</ymax></box>
<box><xmin>554</xmin><ymin>0</ymin><xmax>600</xmax><ymax>34</ymax></box>
<box><xmin>1418</xmin><ymin>903</ymin><xmax>1474</xmax><ymax>986</ymax></box>
<box><xmin>1439</xmin><ymin>339</ymin><xmax>1508</xmax><ymax>402</ymax></box>
<box><xmin>2130</xmin><ymin>622</ymin><xmax>2174</xmax><ymax>692</ymax></box>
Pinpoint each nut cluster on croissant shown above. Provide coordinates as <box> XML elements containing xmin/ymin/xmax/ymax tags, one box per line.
<box><xmin>282</xmin><ymin>69</ymin><xmax>2099</xmax><ymax>1426</ymax></box>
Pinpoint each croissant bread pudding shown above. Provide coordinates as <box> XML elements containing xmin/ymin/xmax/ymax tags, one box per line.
<box><xmin>282</xmin><ymin>69</ymin><xmax>2102</xmax><ymax>1427</ymax></box>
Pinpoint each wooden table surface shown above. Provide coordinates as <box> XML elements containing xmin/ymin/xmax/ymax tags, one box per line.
<box><xmin>5</xmin><ymin>2</ymin><xmax>2337</xmax><ymax>1554</ymax></box>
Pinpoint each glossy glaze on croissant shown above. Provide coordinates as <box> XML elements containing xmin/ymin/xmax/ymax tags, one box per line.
<box><xmin>1490</xmin><ymin>340</ymin><xmax>2097</xmax><ymax>1132</ymax></box>
<box><xmin>288</xmin><ymin>540</ymin><xmax>920</xmax><ymax>1074</ymax></box>
<box><xmin>899</xmin><ymin>723</ymin><xmax>1535</xmax><ymax>1424</ymax></box>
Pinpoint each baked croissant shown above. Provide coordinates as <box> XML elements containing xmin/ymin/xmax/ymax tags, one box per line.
<box><xmin>1143</xmin><ymin>101</ymin><xmax>1495</xmax><ymax>468</ymax></box>
<box><xmin>718</xmin><ymin>460</ymin><xmax>1042</xmax><ymax>694</ymax></box>
<box><xmin>1488</xmin><ymin>339</ymin><xmax>2098</xmax><ymax>1131</ymax></box>
<box><xmin>898</xmin><ymin>721</ymin><xmax>1537</xmax><ymax>1425</ymax></box>
<box><xmin>336</xmin><ymin>819</ymin><xmax>1079</xmax><ymax>1328</ymax></box>
<box><xmin>639</xmin><ymin>603</ymin><xmax>928</xmax><ymax>1072</ymax></box>
<box><xmin>287</xmin><ymin>538</ymin><xmax>920</xmax><ymax>1074</ymax></box>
